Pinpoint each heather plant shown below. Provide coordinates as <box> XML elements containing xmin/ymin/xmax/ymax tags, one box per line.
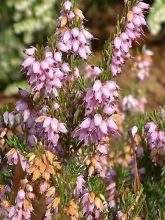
<box><xmin>1</xmin><ymin>0</ymin><xmax>165</xmax><ymax>219</ymax></box>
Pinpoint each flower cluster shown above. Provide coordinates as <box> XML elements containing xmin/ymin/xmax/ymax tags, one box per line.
<box><xmin>84</xmin><ymin>64</ymin><xmax>102</xmax><ymax>79</ymax></box>
<box><xmin>57</xmin><ymin>1</ymin><xmax>93</xmax><ymax>59</ymax></box>
<box><xmin>36</xmin><ymin>115</ymin><xmax>67</xmax><ymax>148</ymax></box>
<box><xmin>122</xmin><ymin>95</ymin><xmax>147</xmax><ymax>113</ymax></box>
<box><xmin>111</xmin><ymin>2</ymin><xmax>149</xmax><ymax>76</ymax></box>
<box><xmin>145</xmin><ymin>122</ymin><xmax>165</xmax><ymax>165</ymax></box>
<box><xmin>73</xmin><ymin>114</ymin><xmax>119</xmax><ymax>145</ymax></box>
<box><xmin>0</xmin><ymin>185</ymin><xmax>11</xmax><ymax>218</ymax></box>
<box><xmin>6</xmin><ymin>148</ymin><xmax>29</xmax><ymax>171</ymax></box>
<box><xmin>82</xmin><ymin>191</ymin><xmax>104</xmax><ymax>219</ymax></box>
<box><xmin>85</xmin><ymin>80</ymin><xmax>119</xmax><ymax>115</ymax></box>
<box><xmin>107</xmin><ymin>169</ymin><xmax>116</xmax><ymax>209</ymax></box>
<box><xmin>22</xmin><ymin>47</ymin><xmax>70</xmax><ymax>97</ymax></box>
<box><xmin>129</xmin><ymin>126</ymin><xmax>145</xmax><ymax>177</ymax></box>
<box><xmin>88</xmin><ymin>145</ymin><xmax>108</xmax><ymax>178</ymax></box>
<box><xmin>133</xmin><ymin>48</ymin><xmax>153</xmax><ymax>80</ymax></box>
<box><xmin>76</xmin><ymin>175</ymin><xmax>86</xmax><ymax>197</ymax></box>
<box><xmin>9</xmin><ymin>179</ymin><xmax>35</xmax><ymax>220</ymax></box>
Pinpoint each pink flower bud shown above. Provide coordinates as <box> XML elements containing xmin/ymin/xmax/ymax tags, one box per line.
<box><xmin>55</xmin><ymin>68</ymin><xmax>64</xmax><ymax>78</ymax></box>
<box><xmin>33</xmin><ymin>61</ymin><xmax>40</xmax><ymax>73</ymax></box>
<box><xmin>100</xmin><ymin>121</ymin><xmax>108</xmax><ymax>134</ymax></box>
<box><xmin>80</xmin><ymin>118</ymin><xmax>91</xmax><ymax>129</ymax></box>
<box><xmin>54</xmin><ymin>52</ymin><xmax>62</xmax><ymax>62</ymax></box>
<box><xmin>63</xmin><ymin>1</ymin><xmax>72</xmax><ymax>11</ymax></box>
<box><xmin>133</xmin><ymin>15</ymin><xmax>142</xmax><ymax>26</ymax></box>
<box><xmin>41</xmin><ymin>60</ymin><xmax>49</xmax><ymax>70</ymax></box>
<box><xmin>51</xmin><ymin>118</ymin><xmax>58</xmax><ymax>131</ymax></box>
<box><xmin>94</xmin><ymin>114</ymin><xmax>102</xmax><ymax>126</ymax></box>
<box><xmin>58</xmin><ymin>123</ymin><xmax>67</xmax><ymax>133</ymax></box>
<box><xmin>68</xmin><ymin>11</ymin><xmax>75</xmax><ymax>20</ymax></box>
<box><xmin>93</xmin><ymin>66</ymin><xmax>101</xmax><ymax>75</ymax></box>
<box><xmin>132</xmin><ymin>6</ymin><xmax>142</xmax><ymax>14</ymax></box>
<box><xmin>26</xmin><ymin>184</ymin><xmax>33</xmax><ymax>192</ymax></box>
<box><xmin>103</xmin><ymin>106</ymin><xmax>116</xmax><ymax>115</ymax></box>
<box><xmin>62</xmin><ymin>30</ymin><xmax>71</xmax><ymax>43</ymax></box>
<box><xmin>107</xmin><ymin>118</ymin><xmax>118</xmax><ymax>130</ymax></box>
<box><xmin>71</xmin><ymin>28</ymin><xmax>80</xmax><ymax>38</ymax></box>
<box><xmin>3</xmin><ymin>112</ymin><xmax>9</xmax><ymax>125</ymax></box>
<box><xmin>25</xmin><ymin>47</ymin><xmax>36</xmax><ymax>56</ymax></box>
<box><xmin>22</xmin><ymin>57</ymin><xmax>35</xmax><ymax>68</ymax></box>
<box><xmin>85</xmin><ymin>45</ymin><xmax>92</xmax><ymax>55</ymax></box>
<box><xmin>17</xmin><ymin>190</ymin><xmax>25</xmax><ymax>200</ymax></box>
<box><xmin>54</xmin><ymin>102</ymin><xmax>60</xmax><ymax>109</ymax></box>
<box><xmin>74</xmin><ymin>67</ymin><xmax>80</xmax><ymax>78</ymax></box>
<box><xmin>79</xmin><ymin>32</ymin><xmax>87</xmax><ymax>44</ymax></box>
<box><xmin>57</xmin><ymin>42</ymin><xmax>69</xmax><ymax>52</ymax></box>
<box><xmin>18</xmin><ymin>89</ymin><xmax>30</xmax><ymax>98</ymax></box>
<box><xmin>97</xmin><ymin>145</ymin><xmax>108</xmax><ymax>154</ymax></box>
<box><xmin>93</xmin><ymin>80</ymin><xmax>102</xmax><ymax>91</ymax></box>
<box><xmin>43</xmin><ymin>117</ymin><xmax>51</xmax><ymax>128</ymax></box>
<box><xmin>82</xmin><ymin>29</ymin><xmax>94</xmax><ymax>40</ymax></box>
<box><xmin>73</xmin><ymin>40</ymin><xmax>80</xmax><ymax>52</ymax></box>
<box><xmin>54</xmin><ymin>77</ymin><xmax>62</xmax><ymax>88</ymax></box>
<box><xmin>114</xmin><ymin>37</ymin><xmax>122</xmax><ymax>49</ymax></box>
<box><xmin>137</xmin><ymin>2</ymin><xmax>149</xmax><ymax>9</ymax></box>
<box><xmin>23</xmin><ymin>109</ymin><xmax>30</xmax><ymax>122</ymax></box>
<box><xmin>78</xmin><ymin>47</ymin><xmax>87</xmax><ymax>59</ymax></box>
<box><xmin>120</xmin><ymin>32</ymin><xmax>129</xmax><ymax>41</ymax></box>
<box><xmin>131</xmin><ymin>126</ymin><xmax>138</xmax><ymax>137</ymax></box>
<box><xmin>61</xmin><ymin>63</ymin><xmax>70</xmax><ymax>73</ymax></box>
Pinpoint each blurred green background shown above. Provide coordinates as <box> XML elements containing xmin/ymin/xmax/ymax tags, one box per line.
<box><xmin>0</xmin><ymin>0</ymin><xmax>165</xmax><ymax>102</ymax></box>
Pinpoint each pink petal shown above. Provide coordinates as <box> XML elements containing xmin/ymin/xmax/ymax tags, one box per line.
<box><xmin>94</xmin><ymin>114</ymin><xmax>102</xmax><ymax>126</ymax></box>
<box><xmin>79</xmin><ymin>118</ymin><xmax>91</xmax><ymax>129</ymax></box>
<box><xmin>43</xmin><ymin>117</ymin><xmax>51</xmax><ymax>128</ymax></box>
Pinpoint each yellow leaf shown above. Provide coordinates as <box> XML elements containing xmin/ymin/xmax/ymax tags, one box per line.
<box><xmin>127</xmin><ymin>11</ymin><xmax>134</xmax><ymax>22</ymax></box>
<box><xmin>35</xmin><ymin>158</ymin><xmax>43</xmax><ymax>167</ymax></box>
<box><xmin>46</xmin><ymin>186</ymin><xmax>56</xmax><ymax>198</ymax></box>
<box><xmin>28</xmin><ymin>153</ymin><xmax>36</xmax><ymax>162</ymax></box>
<box><xmin>95</xmin><ymin>197</ymin><xmax>103</xmax><ymax>210</ymax></box>
<box><xmin>32</xmin><ymin>168</ymin><xmax>41</xmax><ymax>181</ymax></box>
<box><xmin>53</xmin><ymin>161</ymin><xmax>62</xmax><ymax>170</ymax></box>
<box><xmin>35</xmin><ymin>115</ymin><xmax>47</xmax><ymax>123</ymax></box>
<box><xmin>135</xmin><ymin>134</ymin><xmax>141</xmax><ymax>145</ymax></box>
<box><xmin>46</xmin><ymin>151</ymin><xmax>55</xmax><ymax>163</ymax></box>
<box><xmin>68</xmin><ymin>206</ymin><xmax>79</xmax><ymax>217</ymax></box>
<box><xmin>42</xmin><ymin>172</ymin><xmax>50</xmax><ymax>181</ymax></box>
<box><xmin>52</xmin><ymin>197</ymin><xmax>60</xmax><ymax>208</ymax></box>
<box><xmin>89</xmin><ymin>192</ymin><xmax>95</xmax><ymax>203</ymax></box>
<box><xmin>39</xmin><ymin>162</ymin><xmax>46</xmax><ymax>173</ymax></box>
<box><xmin>24</xmin><ymin>199</ymin><xmax>32</xmax><ymax>211</ymax></box>
<box><xmin>27</xmin><ymin>166</ymin><xmax>36</xmax><ymax>174</ymax></box>
<box><xmin>88</xmin><ymin>165</ymin><xmax>95</xmax><ymax>177</ymax></box>
<box><xmin>91</xmin><ymin>158</ymin><xmax>97</xmax><ymax>166</ymax></box>
<box><xmin>99</xmin><ymin>194</ymin><xmax>105</xmax><ymax>201</ymax></box>
<box><xmin>1</xmin><ymin>200</ymin><xmax>10</xmax><ymax>208</ymax></box>
<box><xmin>6</xmin><ymin>148</ymin><xmax>16</xmax><ymax>156</ymax></box>
<box><xmin>42</xmin><ymin>154</ymin><xmax>48</xmax><ymax>164</ymax></box>
<box><xmin>46</xmin><ymin>165</ymin><xmax>55</xmax><ymax>175</ymax></box>
<box><xmin>60</xmin><ymin>16</ymin><xmax>68</xmax><ymax>27</ymax></box>
<box><xmin>74</xmin><ymin>8</ymin><xmax>84</xmax><ymax>19</ymax></box>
